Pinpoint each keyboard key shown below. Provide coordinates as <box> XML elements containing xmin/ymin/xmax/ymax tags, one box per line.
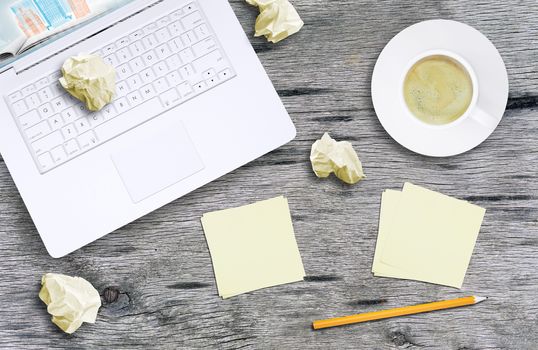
<box><xmin>127</xmin><ymin>74</ymin><xmax>143</xmax><ymax>90</ymax></box>
<box><xmin>38</xmin><ymin>87</ymin><xmax>54</xmax><ymax>102</ymax></box>
<box><xmin>8</xmin><ymin>91</ymin><xmax>23</xmax><ymax>103</ymax></box>
<box><xmin>129</xmin><ymin>40</ymin><xmax>145</xmax><ymax>57</ymax></box>
<box><xmin>153</xmin><ymin>77</ymin><xmax>169</xmax><ymax>93</ymax></box>
<box><xmin>64</xmin><ymin>139</ymin><xmax>80</xmax><ymax>156</ymax></box>
<box><xmin>192</xmin><ymin>38</ymin><xmax>216</xmax><ymax>57</ymax></box>
<box><xmin>143</xmin><ymin>23</ymin><xmax>158</xmax><ymax>35</ymax></box>
<box><xmin>193</xmin><ymin>81</ymin><xmax>207</xmax><ymax>93</ymax></box>
<box><xmin>142</xmin><ymin>34</ymin><xmax>158</xmax><ymax>50</ymax></box>
<box><xmin>140</xmin><ymin>68</ymin><xmax>156</xmax><ymax>84</ymax></box>
<box><xmin>50</xmin><ymin>146</ymin><xmax>67</xmax><ymax>163</ymax></box>
<box><xmin>206</xmin><ymin>76</ymin><xmax>219</xmax><ymax>87</ymax></box>
<box><xmin>116</xmin><ymin>80</ymin><xmax>129</xmax><ymax>96</ymax></box>
<box><xmin>179</xmin><ymin>48</ymin><xmax>195</xmax><ymax>63</ymax></box>
<box><xmin>182</xmin><ymin>11</ymin><xmax>202</xmax><ymax>30</ymax></box>
<box><xmin>155</xmin><ymin>43</ymin><xmax>172</xmax><ymax>60</ymax></box>
<box><xmin>129</xmin><ymin>29</ymin><xmax>144</xmax><ymax>41</ymax></box>
<box><xmin>89</xmin><ymin>112</ymin><xmax>105</xmax><ymax>127</ymax></box>
<box><xmin>180</xmin><ymin>64</ymin><xmax>195</xmax><ymax>79</ymax></box>
<box><xmin>36</xmin><ymin>77</ymin><xmax>49</xmax><ymax>89</ymax></box>
<box><xmin>155</xmin><ymin>28</ymin><xmax>171</xmax><ymax>43</ymax></box>
<box><xmin>116</xmin><ymin>48</ymin><xmax>132</xmax><ymax>63</ymax></box>
<box><xmin>25</xmin><ymin>93</ymin><xmax>41</xmax><ymax>109</ymax></box>
<box><xmin>78</xmin><ymin>131</ymin><xmax>99</xmax><ymax>150</ymax></box>
<box><xmin>102</xmin><ymin>43</ymin><xmax>116</xmax><ymax>55</ymax></box>
<box><xmin>140</xmin><ymin>84</ymin><xmax>157</xmax><ymax>99</ymax></box>
<box><xmin>171</xmin><ymin>9</ymin><xmax>183</xmax><ymax>20</ymax></box>
<box><xmin>153</xmin><ymin>61</ymin><xmax>168</xmax><ymax>76</ymax></box>
<box><xmin>117</xmin><ymin>64</ymin><xmax>133</xmax><ymax>80</ymax></box>
<box><xmin>169</xmin><ymin>21</ymin><xmax>183</xmax><ymax>36</ymax></box>
<box><xmin>37</xmin><ymin>152</ymin><xmax>54</xmax><ymax>171</ymax></box>
<box><xmin>100</xmin><ymin>104</ymin><xmax>118</xmax><ymax>120</ymax></box>
<box><xmin>166</xmin><ymin>54</ymin><xmax>182</xmax><ymax>70</ymax></box>
<box><xmin>12</xmin><ymin>100</ymin><xmax>29</xmax><ymax>117</ymax></box>
<box><xmin>219</xmin><ymin>68</ymin><xmax>232</xmax><ymax>80</ymax></box>
<box><xmin>160</xmin><ymin>88</ymin><xmax>181</xmax><ymax>108</ymax></box>
<box><xmin>74</xmin><ymin>118</ymin><xmax>91</xmax><ymax>133</ymax></box>
<box><xmin>19</xmin><ymin>110</ymin><xmax>41</xmax><ymax>128</ymax></box>
<box><xmin>49</xmin><ymin>114</ymin><xmax>64</xmax><ymax>130</ymax></box>
<box><xmin>61</xmin><ymin>124</ymin><xmax>77</xmax><ymax>139</ymax></box>
<box><xmin>194</xmin><ymin>24</ymin><xmax>209</xmax><ymax>40</ymax></box>
<box><xmin>142</xmin><ymin>50</ymin><xmax>157</xmax><ymax>66</ymax></box>
<box><xmin>166</xmin><ymin>70</ymin><xmax>182</xmax><ymax>86</ymax></box>
<box><xmin>104</xmin><ymin>54</ymin><xmax>119</xmax><ymax>67</ymax></box>
<box><xmin>38</xmin><ymin>103</ymin><xmax>54</xmax><ymax>119</ymax></box>
<box><xmin>192</xmin><ymin>50</ymin><xmax>223</xmax><ymax>73</ymax></box>
<box><xmin>127</xmin><ymin>91</ymin><xmax>143</xmax><ymax>106</ymax></box>
<box><xmin>202</xmin><ymin>68</ymin><xmax>216</xmax><ymax>79</ymax></box>
<box><xmin>22</xmin><ymin>84</ymin><xmax>37</xmax><ymax>96</ymax></box>
<box><xmin>129</xmin><ymin>56</ymin><xmax>145</xmax><ymax>72</ymax></box>
<box><xmin>61</xmin><ymin>107</ymin><xmax>77</xmax><ymax>124</ymax></box>
<box><xmin>181</xmin><ymin>31</ymin><xmax>196</xmax><ymax>46</ymax></box>
<box><xmin>75</xmin><ymin>103</ymin><xmax>90</xmax><ymax>116</ymax></box>
<box><xmin>26</xmin><ymin>120</ymin><xmax>51</xmax><ymax>141</ymax></box>
<box><xmin>113</xmin><ymin>97</ymin><xmax>130</xmax><ymax>114</ymax></box>
<box><xmin>177</xmin><ymin>81</ymin><xmax>193</xmax><ymax>97</ymax></box>
<box><xmin>171</xmin><ymin>37</ymin><xmax>184</xmax><ymax>51</ymax></box>
<box><xmin>116</xmin><ymin>36</ymin><xmax>130</xmax><ymax>48</ymax></box>
<box><xmin>32</xmin><ymin>131</ymin><xmax>63</xmax><ymax>154</ymax></box>
<box><xmin>51</xmin><ymin>96</ymin><xmax>67</xmax><ymax>112</ymax></box>
<box><xmin>50</xmin><ymin>80</ymin><xmax>65</xmax><ymax>96</ymax></box>
<box><xmin>157</xmin><ymin>16</ymin><xmax>171</xmax><ymax>28</ymax></box>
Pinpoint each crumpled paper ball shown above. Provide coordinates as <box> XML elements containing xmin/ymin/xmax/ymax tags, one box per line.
<box><xmin>59</xmin><ymin>54</ymin><xmax>116</xmax><ymax>111</ymax></box>
<box><xmin>39</xmin><ymin>273</ymin><xmax>102</xmax><ymax>334</ymax></box>
<box><xmin>246</xmin><ymin>0</ymin><xmax>304</xmax><ymax>43</ymax></box>
<box><xmin>310</xmin><ymin>133</ymin><xmax>366</xmax><ymax>185</ymax></box>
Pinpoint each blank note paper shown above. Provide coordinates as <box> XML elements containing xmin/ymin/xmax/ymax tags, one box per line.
<box><xmin>372</xmin><ymin>183</ymin><xmax>486</xmax><ymax>288</ymax></box>
<box><xmin>201</xmin><ymin>196</ymin><xmax>305</xmax><ymax>299</ymax></box>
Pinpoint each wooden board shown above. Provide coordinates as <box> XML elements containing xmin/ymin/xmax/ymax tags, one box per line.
<box><xmin>0</xmin><ymin>0</ymin><xmax>537</xmax><ymax>348</ymax></box>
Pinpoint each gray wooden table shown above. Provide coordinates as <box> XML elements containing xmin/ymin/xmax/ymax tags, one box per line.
<box><xmin>1</xmin><ymin>0</ymin><xmax>537</xmax><ymax>349</ymax></box>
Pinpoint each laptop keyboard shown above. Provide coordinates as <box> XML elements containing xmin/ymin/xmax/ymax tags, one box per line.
<box><xmin>5</xmin><ymin>1</ymin><xmax>236</xmax><ymax>174</ymax></box>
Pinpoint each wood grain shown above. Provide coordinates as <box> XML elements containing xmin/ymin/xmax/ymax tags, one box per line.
<box><xmin>1</xmin><ymin>0</ymin><xmax>537</xmax><ymax>349</ymax></box>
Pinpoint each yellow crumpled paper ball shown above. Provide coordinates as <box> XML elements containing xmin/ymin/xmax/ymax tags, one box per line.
<box><xmin>59</xmin><ymin>54</ymin><xmax>116</xmax><ymax>112</ymax></box>
<box><xmin>246</xmin><ymin>0</ymin><xmax>304</xmax><ymax>43</ymax></box>
<box><xmin>310</xmin><ymin>133</ymin><xmax>366</xmax><ymax>185</ymax></box>
<box><xmin>39</xmin><ymin>273</ymin><xmax>102</xmax><ymax>334</ymax></box>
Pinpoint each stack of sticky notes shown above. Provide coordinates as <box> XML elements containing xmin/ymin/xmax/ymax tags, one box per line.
<box><xmin>372</xmin><ymin>183</ymin><xmax>486</xmax><ymax>288</ymax></box>
<box><xmin>201</xmin><ymin>196</ymin><xmax>305</xmax><ymax>299</ymax></box>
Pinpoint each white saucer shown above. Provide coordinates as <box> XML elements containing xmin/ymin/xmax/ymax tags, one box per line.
<box><xmin>371</xmin><ymin>19</ymin><xmax>509</xmax><ymax>157</ymax></box>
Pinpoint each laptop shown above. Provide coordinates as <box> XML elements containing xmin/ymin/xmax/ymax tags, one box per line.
<box><xmin>0</xmin><ymin>0</ymin><xmax>296</xmax><ymax>257</ymax></box>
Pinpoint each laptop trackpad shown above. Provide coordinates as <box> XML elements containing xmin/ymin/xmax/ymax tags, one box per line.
<box><xmin>111</xmin><ymin>123</ymin><xmax>204</xmax><ymax>203</ymax></box>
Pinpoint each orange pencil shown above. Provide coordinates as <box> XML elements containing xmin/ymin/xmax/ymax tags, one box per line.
<box><xmin>312</xmin><ymin>296</ymin><xmax>487</xmax><ymax>330</ymax></box>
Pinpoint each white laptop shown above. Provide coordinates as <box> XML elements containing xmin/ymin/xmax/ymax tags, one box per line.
<box><xmin>0</xmin><ymin>0</ymin><xmax>296</xmax><ymax>257</ymax></box>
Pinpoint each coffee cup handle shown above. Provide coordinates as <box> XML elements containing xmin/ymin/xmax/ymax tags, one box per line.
<box><xmin>470</xmin><ymin>106</ymin><xmax>499</xmax><ymax>129</ymax></box>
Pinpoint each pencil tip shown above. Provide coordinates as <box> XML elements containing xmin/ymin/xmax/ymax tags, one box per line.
<box><xmin>474</xmin><ymin>296</ymin><xmax>488</xmax><ymax>304</ymax></box>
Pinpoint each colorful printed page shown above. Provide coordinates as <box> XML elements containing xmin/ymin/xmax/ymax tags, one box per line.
<box><xmin>201</xmin><ymin>196</ymin><xmax>305</xmax><ymax>299</ymax></box>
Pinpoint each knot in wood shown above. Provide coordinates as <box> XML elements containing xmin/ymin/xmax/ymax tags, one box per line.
<box><xmin>102</xmin><ymin>286</ymin><xmax>120</xmax><ymax>303</ymax></box>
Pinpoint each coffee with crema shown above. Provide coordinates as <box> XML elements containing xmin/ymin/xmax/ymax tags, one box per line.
<box><xmin>403</xmin><ymin>55</ymin><xmax>473</xmax><ymax>125</ymax></box>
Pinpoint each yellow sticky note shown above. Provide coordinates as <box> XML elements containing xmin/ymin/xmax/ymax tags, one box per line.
<box><xmin>246</xmin><ymin>0</ymin><xmax>304</xmax><ymax>43</ymax></box>
<box><xmin>371</xmin><ymin>189</ymin><xmax>405</xmax><ymax>277</ymax></box>
<box><xmin>39</xmin><ymin>273</ymin><xmax>101</xmax><ymax>334</ymax></box>
<box><xmin>377</xmin><ymin>183</ymin><xmax>486</xmax><ymax>288</ymax></box>
<box><xmin>201</xmin><ymin>196</ymin><xmax>305</xmax><ymax>298</ymax></box>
